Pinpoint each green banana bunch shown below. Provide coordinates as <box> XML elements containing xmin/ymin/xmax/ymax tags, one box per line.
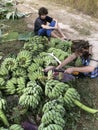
<box><xmin>16</xmin><ymin>77</ymin><xmax>25</xmax><ymax>94</ymax></box>
<box><xmin>0</xmin><ymin>66</ymin><xmax>9</xmax><ymax>77</ymax></box>
<box><xmin>19</xmin><ymin>81</ymin><xmax>43</xmax><ymax>108</ymax></box>
<box><xmin>28</xmin><ymin>63</ymin><xmax>41</xmax><ymax>72</ymax></box>
<box><xmin>48</xmin><ymin>48</ymin><xmax>70</xmax><ymax>61</ymax></box>
<box><xmin>28</xmin><ymin>70</ymin><xmax>44</xmax><ymax>81</ymax></box>
<box><xmin>17</xmin><ymin>50</ymin><xmax>32</xmax><ymax>68</ymax></box>
<box><xmin>39</xmin><ymin>52</ymin><xmax>57</xmax><ymax>66</ymax></box>
<box><xmin>49</xmin><ymin>38</ymin><xmax>72</xmax><ymax>51</ymax></box>
<box><xmin>23</xmin><ymin>42</ymin><xmax>34</xmax><ymax>52</ymax></box>
<box><xmin>49</xmin><ymin>38</ymin><xmax>61</xmax><ymax>47</ymax></box>
<box><xmin>41</xmin><ymin>110</ymin><xmax>65</xmax><ymax>127</ymax></box>
<box><xmin>64</xmin><ymin>88</ymin><xmax>80</xmax><ymax>108</ymax></box>
<box><xmin>31</xmin><ymin>36</ymin><xmax>48</xmax><ymax>45</ymax></box>
<box><xmin>42</xmin><ymin>100</ymin><xmax>65</xmax><ymax>117</ymax></box>
<box><xmin>0</xmin><ymin>98</ymin><xmax>6</xmax><ymax>110</ymax></box>
<box><xmin>1</xmin><ymin>58</ymin><xmax>17</xmax><ymax>71</ymax></box>
<box><xmin>5</xmin><ymin>78</ymin><xmax>17</xmax><ymax>94</ymax></box>
<box><xmin>64</xmin><ymin>88</ymin><xmax>98</xmax><ymax>114</ymax></box>
<box><xmin>28</xmin><ymin>63</ymin><xmax>44</xmax><ymax>81</ymax></box>
<box><xmin>45</xmin><ymin>80</ymin><xmax>69</xmax><ymax>99</ymax></box>
<box><xmin>38</xmin><ymin>123</ymin><xmax>63</xmax><ymax>130</ymax></box>
<box><xmin>0</xmin><ymin>77</ymin><xmax>5</xmax><ymax>86</ymax></box>
<box><xmin>23</xmin><ymin>41</ymin><xmax>44</xmax><ymax>55</ymax></box>
<box><xmin>9</xmin><ymin>124</ymin><xmax>23</xmax><ymax>130</ymax></box>
<box><xmin>33</xmin><ymin>56</ymin><xmax>44</xmax><ymax>66</ymax></box>
<box><xmin>12</xmin><ymin>67</ymin><xmax>27</xmax><ymax>78</ymax></box>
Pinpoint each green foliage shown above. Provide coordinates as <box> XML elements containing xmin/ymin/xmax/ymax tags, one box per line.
<box><xmin>18</xmin><ymin>32</ymin><xmax>34</xmax><ymax>41</ymax></box>
<box><xmin>1</xmin><ymin>32</ymin><xmax>19</xmax><ymax>42</ymax></box>
<box><xmin>6</xmin><ymin>8</ymin><xmax>25</xmax><ymax>20</ymax></box>
<box><xmin>49</xmin><ymin>0</ymin><xmax>98</xmax><ymax>17</ymax></box>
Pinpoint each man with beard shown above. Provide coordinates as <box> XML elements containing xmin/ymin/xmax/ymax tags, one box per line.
<box><xmin>56</xmin><ymin>40</ymin><xmax>98</xmax><ymax>78</ymax></box>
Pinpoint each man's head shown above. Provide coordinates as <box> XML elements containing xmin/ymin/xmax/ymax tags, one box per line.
<box><xmin>71</xmin><ymin>40</ymin><xmax>90</xmax><ymax>59</ymax></box>
<box><xmin>38</xmin><ymin>7</ymin><xmax>48</xmax><ymax>19</ymax></box>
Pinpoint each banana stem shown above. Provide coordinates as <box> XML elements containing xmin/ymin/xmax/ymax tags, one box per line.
<box><xmin>0</xmin><ymin>109</ymin><xmax>9</xmax><ymax>126</ymax></box>
<box><xmin>74</xmin><ymin>100</ymin><xmax>98</xmax><ymax>114</ymax></box>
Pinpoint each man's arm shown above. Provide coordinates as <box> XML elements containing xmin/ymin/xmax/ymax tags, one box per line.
<box><xmin>41</xmin><ymin>18</ymin><xmax>58</xmax><ymax>30</ymax></box>
<box><xmin>65</xmin><ymin>66</ymin><xmax>95</xmax><ymax>74</ymax></box>
<box><xmin>56</xmin><ymin>53</ymin><xmax>77</xmax><ymax>69</ymax></box>
<box><xmin>43</xmin><ymin>53</ymin><xmax>76</xmax><ymax>72</ymax></box>
<box><xmin>41</xmin><ymin>24</ymin><xmax>57</xmax><ymax>30</ymax></box>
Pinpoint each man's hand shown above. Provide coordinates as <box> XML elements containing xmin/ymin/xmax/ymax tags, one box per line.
<box><xmin>42</xmin><ymin>25</ymin><xmax>49</xmax><ymax>29</ymax></box>
<box><xmin>65</xmin><ymin>67</ymin><xmax>74</xmax><ymax>74</ymax></box>
<box><xmin>42</xmin><ymin>25</ymin><xmax>56</xmax><ymax>30</ymax></box>
<box><xmin>43</xmin><ymin>66</ymin><xmax>55</xmax><ymax>72</ymax></box>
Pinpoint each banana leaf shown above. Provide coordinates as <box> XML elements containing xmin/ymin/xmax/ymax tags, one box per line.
<box><xmin>18</xmin><ymin>32</ymin><xmax>34</xmax><ymax>41</ymax></box>
<box><xmin>1</xmin><ymin>31</ymin><xmax>19</xmax><ymax>42</ymax></box>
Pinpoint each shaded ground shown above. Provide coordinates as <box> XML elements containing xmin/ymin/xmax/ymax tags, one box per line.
<box><xmin>0</xmin><ymin>0</ymin><xmax>98</xmax><ymax>129</ymax></box>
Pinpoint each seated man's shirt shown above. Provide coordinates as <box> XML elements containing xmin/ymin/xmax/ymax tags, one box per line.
<box><xmin>34</xmin><ymin>16</ymin><xmax>53</xmax><ymax>35</ymax></box>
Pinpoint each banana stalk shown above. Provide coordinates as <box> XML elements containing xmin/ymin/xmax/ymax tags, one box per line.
<box><xmin>74</xmin><ymin>100</ymin><xmax>98</xmax><ymax>114</ymax></box>
<box><xmin>0</xmin><ymin>109</ymin><xmax>9</xmax><ymax>126</ymax></box>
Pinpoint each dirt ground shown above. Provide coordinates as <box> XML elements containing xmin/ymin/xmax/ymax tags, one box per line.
<box><xmin>0</xmin><ymin>0</ymin><xmax>98</xmax><ymax>129</ymax></box>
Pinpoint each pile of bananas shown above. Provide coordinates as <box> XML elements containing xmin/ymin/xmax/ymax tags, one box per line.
<box><xmin>16</xmin><ymin>50</ymin><xmax>32</xmax><ymax>68</ymax></box>
<box><xmin>19</xmin><ymin>81</ymin><xmax>43</xmax><ymax>109</ymax></box>
<box><xmin>38</xmin><ymin>100</ymin><xmax>66</xmax><ymax>130</ymax></box>
<box><xmin>45</xmin><ymin>80</ymin><xmax>70</xmax><ymax>99</ymax></box>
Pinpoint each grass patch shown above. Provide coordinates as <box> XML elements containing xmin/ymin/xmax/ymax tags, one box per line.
<box><xmin>48</xmin><ymin>0</ymin><xmax>98</xmax><ymax>17</ymax></box>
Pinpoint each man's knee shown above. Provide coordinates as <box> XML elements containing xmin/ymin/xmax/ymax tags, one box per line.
<box><xmin>38</xmin><ymin>29</ymin><xmax>46</xmax><ymax>36</ymax></box>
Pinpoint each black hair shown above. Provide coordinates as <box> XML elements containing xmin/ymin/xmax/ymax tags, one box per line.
<box><xmin>71</xmin><ymin>40</ymin><xmax>90</xmax><ymax>53</ymax></box>
<box><xmin>38</xmin><ymin>7</ymin><xmax>48</xmax><ymax>16</ymax></box>
<box><xmin>71</xmin><ymin>40</ymin><xmax>91</xmax><ymax>59</ymax></box>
